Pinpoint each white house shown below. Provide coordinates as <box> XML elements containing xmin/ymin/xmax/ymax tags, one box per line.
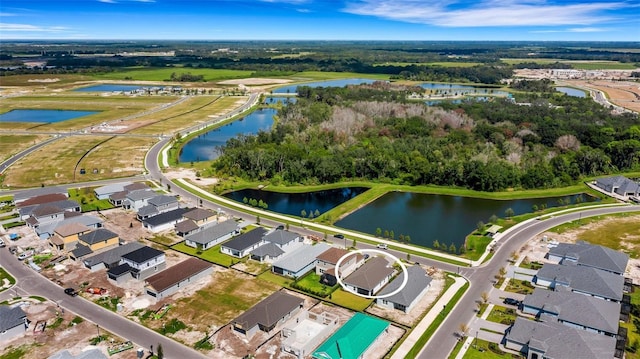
<box><xmin>184</xmin><ymin>220</ymin><xmax>239</xmax><ymax>250</ymax></box>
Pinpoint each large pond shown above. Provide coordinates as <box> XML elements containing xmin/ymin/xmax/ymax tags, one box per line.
<box><xmin>273</xmin><ymin>79</ymin><xmax>379</xmax><ymax>94</ymax></box>
<box><xmin>0</xmin><ymin>109</ymin><xmax>99</xmax><ymax>123</ymax></box>
<box><xmin>223</xmin><ymin>187</ymin><xmax>369</xmax><ymax>217</ymax></box>
<box><xmin>179</xmin><ymin>108</ymin><xmax>276</xmax><ymax>162</ymax></box>
<box><xmin>556</xmin><ymin>87</ymin><xmax>587</xmax><ymax>98</ymax></box>
<box><xmin>335</xmin><ymin>192</ymin><xmax>596</xmax><ymax>249</ymax></box>
<box><xmin>74</xmin><ymin>84</ymin><xmax>146</xmax><ymax>92</ymax></box>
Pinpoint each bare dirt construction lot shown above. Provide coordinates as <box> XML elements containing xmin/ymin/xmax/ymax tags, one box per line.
<box><xmin>566</xmin><ymin>79</ymin><xmax>640</xmax><ymax>113</ymax></box>
<box><xmin>517</xmin><ymin>213</ymin><xmax>640</xmax><ymax>282</ymax></box>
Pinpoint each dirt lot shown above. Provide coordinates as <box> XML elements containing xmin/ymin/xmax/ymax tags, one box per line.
<box><xmin>565</xmin><ymin>79</ymin><xmax>640</xmax><ymax>113</ymax></box>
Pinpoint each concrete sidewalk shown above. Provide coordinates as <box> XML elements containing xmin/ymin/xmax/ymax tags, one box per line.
<box><xmin>391</xmin><ymin>275</ymin><xmax>467</xmax><ymax>359</ymax></box>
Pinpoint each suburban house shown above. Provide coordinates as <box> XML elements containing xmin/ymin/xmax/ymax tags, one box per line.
<box><xmin>533</xmin><ymin>263</ymin><xmax>624</xmax><ymax>302</ymax></box>
<box><xmin>595</xmin><ymin>175</ymin><xmax>640</xmax><ymax>198</ymax></box>
<box><xmin>175</xmin><ymin>219</ymin><xmax>200</xmax><ymax>237</ymax></box>
<box><xmin>136</xmin><ymin>195</ymin><xmax>179</xmax><ymax>220</ymax></box>
<box><xmin>183</xmin><ymin>208</ymin><xmax>217</xmax><ymax>226</ymax></box>
<box><xmin>48</xmin><ymin>349</ymin><xmax>108</xmax><ymax>359</ymax></box>
<box><xmin>271</xmin><ymin>243</ymin><xmax>331</xmax><ymax>278</ymax></box>
<box><xmin>123</xmin><ymin>189</ymin><xmax>157</xmax><ymax>211</ymax></box>
<box><xmin>36</xmin><ymin>214</ymin><xmax>103</xmax><ymax>240</ymax></box>
<box><xmin>316</xmin><ymin>247</ymin><xmax>363</xmax><ymax>286</ymax></box>
<box><xmin>141</xmin><ymin>207</ymin><xmax>190</xmax><ymax>233</ymax></box>
<box><xmin>505</xmin><ymin>317</ymin><xmax>617</xmax><ymax>359</ymax></box>
<box><xmin>49</xmin><ymin>222</ymin><xmax>91</xmax><ymax>251</ymax></box>
<box><xmin>231</xmin><ymin>291</ymin><xmax>304</xmax><ymax>339</ymax></box>
<box><xmin>546</xmin><ymin>241</ymin><xmax>629</xmax><ymax>275</ymax></box>
<box><xmin>82</xmin><ymin>242</ymin><xmax>145</xmax><ymax>271</ymax></box>
<box><xmin>145</xmin><ymin>257</ymin><xmax>213</xmax><ymax>300</ymax></box>
<box><xmin>312</xmin><ymin>313</ymin><xmax>389</xmax><ymax>359</ymax></box>
<box><xmin>184</xmin><ymin>220</ymin><xmax>239</xmax><ymax>250</ymax></box>
<box><xmin>77</xmin><ymin>228</ymin><xmax>119</xmax><ymax>252</ymax></box>
<box><xmin>23</xmin><ymin>200</ymin><xmax>81</xmax><ymax>228</ymax></box>
<box><xmin>281</xmin><ymin>311</ymin><xmax>340</xmax><ymax>359</ymax></box>
<box><xmin>251</xmin><ymin>229</ymin><xmax>303</xmax><ymax>263</ymax></box>
<box><xmin>16</xmin><ymin>193</ymin><xmax>67</xmax><ymax>209</ymax></box>
<box><xmin>522</xmin><ymin>287</ymin><xmax>621</xmax><ymax>337</ymax></box>
<box><xmin>13</xmin><ymin>185</ymin><xmax>68</xmax><ymax>205</ymax></box>
<box><xmin>221</xmin><ymin>227</ymin><xmax>268</xmax><ymax>258</ymax></box>
<box><xmin>376</xmin><ymin>265</ymin><xmax>432</xmax><ymax>313</ymax></box>
<box><xmin>0</xmin><ymin>305</ymin><xmax>28</xmax><ymax>342</ymax></box>
<box><xmin>108</xmin><ymin>246</ymin><xmax>166</xmax><ymax>281</ymax></box>
<box><xmin>69</xmin><ymin>244</ymin><xmax>94</xmax><ymax>261</ymax></box>
<box><xmin>94</xmin><ymin>182</ymin><xmax>133</xmax><ymax>200</ymax></box>
<box><xmin>108</xmin><ymin>183</ymin><xmax>151</xmax><ymax>207</ymax></box>
<box><xmin>343</xmin><ymin>256</ymin><xmax>395</xmax><ymax>296</ymax></box>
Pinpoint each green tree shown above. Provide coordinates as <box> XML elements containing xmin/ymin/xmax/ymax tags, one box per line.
<box><xmin>157</xmin><ymin>344</ymin><xmax>164</xmax><ymax>359</ymax></box>
<box><xmin>376</xmin><ymin>228</ymin><xmax>382</xmax><ymax>237</ymax></box>
<box><xmin>314</xmin><ymin>209</ymin><xmax>320</xmax><ymax>217</ymax></box>
<box><xmin>489</xmin><ymin>214</ymin><xmax>498</xmax><ymax>224</ymax></box>
<box><xmin>406</xmin><ymin>253</ymin><xmax>411</xmax><ymax>262</ymax></box>
<box><xmin>532</xmin><ymin>204</ymin><xmax>539</xmax><ymax>212</ymax></box>
<box><xmin>505</xmin><ymin>208</ymin><xmax>515</xmax><ymax>218</ymax></box>
<box><xmin>405</xmin><ymin>235</ymin><xmax>411</xmax><ymax>244</ymax></box>
<box><xmin>476</xmin><ymin>221</ymin><xmax>485</xmax><ymax>233</ymax></box>
<box><xmin>384</xmin><ymin>230</ymin><xmax>390</xmax><ymax>238</ymax></box>
<box><xmin>300</xmin><ymin>209</ymin><xmax>307</xmax><ymax>218</ymax></box>
<box><xmin>449</xmin><ymin>243</ymin><xmax>457</xmax><ymax>253</ymax></box>
<box><xmin>433</xmin><ymin>239</ymin><xmax>440</xmax><ymax>249</ymax></box>
<box><xmin>389</xmin><ymin>230</ymin><xmax>395</xmax><ymax>240</ymax></box>
<box><xmin>352</xmin><ymin>238</ymin><xmax>357</xmax><ymax>248</ymax></box>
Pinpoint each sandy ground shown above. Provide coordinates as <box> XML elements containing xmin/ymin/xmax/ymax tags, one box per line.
<box><xmin>565</xmin><ymin>79</ymin><xmax>640</xmax><ymax>113</ymax></box>
<box><xmin>164</xmin><ymin>168</ymin><xmax>219</xmax><ymax>186</ymax></box>
<box><xmin>516</xmin><ymin>214</ymin><xmax>640</xmax><ymax>282</ymax></box>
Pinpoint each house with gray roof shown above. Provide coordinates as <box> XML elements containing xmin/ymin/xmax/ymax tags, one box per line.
<box><xmin>252</xmin><ymin>229</ymin><xmax>303</xmax><ymax>262</ymax></box>
<box><xmin>183</xmin><ymin>208</ymin><xmax>217</xmax><ymax>225</ymax></box>
<box><xmin>595</xmin><ymin>175</ymin><xmax>640</xmax><ymax>198</ymax></box>
<box><xmin>123</xmin><ymin>189</ymin><xmax>156</xmax><ymax>211</ymax></box>
<box><xmin>251</xmin><ymin>243</ymin><xmax>285</xmax><ymax>263</ymax></box>
<box><xmin>48</xmin><ymin>349</ymin><xmax>108</xmax><ymax>359</ymax></box>
<box><xmin>94</xmin><ymin>182</ymin><xmax>131</xmax><ymax>200</ymax></box>
<box><xmin>83</xmin><ymin>241</ymin><xmax>145</xmax><ymax>271</ymax></box>
<box><xmin>77</xmin><ymin>228</ymin><xmax>119</xmax><ymax>251</ymax></box>
<box><xmin>69</xmin><ymin>244</ymin><xmax>93</xmax><ymax>261</ymax></box>
<box><xmin>523</xmin><ymin>287</ymin><xmax>621</xmax><ymax>337</ymax></box>
<box><xmin>175</xmin><ymin>219</ymin><xmax>200</xmax><ymax>237</ymax></box>
<box><xmin>0</xmin><ymin>305</ymin><xmax>28</xmax><ymax>342</ymax></box>
<box><xmin>23</xmin><ymin>200</ymin><xmax>81</xmax><ymax>230</ymax></box>
<box><xmin>546</xmin><ymin>241</ymin><xmax>629</xmax><ymax>275</ymax></box>
<box><xmin>142</xmin><ymin>207</ymin><xmax>190</xmax><ymax>233</ymax></box>
<box><xmin>505</xmin><ymin>316</ymin><xmax>617</xmax><ymax>359</ymax></box>
<box><xmin>533</xmin><ymin>263</ymin><xmax>624</xmax><ymax>302</ymax></box>
<box><xmin>231</xmin><ymin>291</ymin><xmax>304</xmax><ymax>339</ymax></box>
<box><xmin>37</xmin><ymin>214</ymin><xmax>103</xmax><ymax>239</ymax></box>
<box><xmin>13</xmin><ymin>185</ymin><xmax>67</xmax><ymax>205</ymax></box>
<box><xmin>343</xmin><ymin>256</ymin><xmax>395</xmax><ymax>296</ymax></box>
<box><xmin>119</xmin><ymin>246</ymin><xmax>166</xmax><ymax>280</ymax></box>
<box><xmin>136</xmin><ymin>195</ymin><xmax>179</xmax><ymax>220</ymax></box>
<box><xmin>184</xmin><ymin>220</ymin><xmax>239</xmax><ymax>250</ymax></box>
<box><xmin>376</xmin><ymin>265</ymin><xmax>432</xmax><ymax>313</ymax></box>
<box><xmin>271</xmin><ymin>243</ymin><xmax>331</xmax><ymax>278</ymax></box>
<box><xmin>221</xmin><ymin>227</ymin><xmax>268</xmax><ymax>258</ymax></box>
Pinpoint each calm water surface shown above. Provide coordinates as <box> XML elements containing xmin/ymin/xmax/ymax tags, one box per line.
<box><xmin>0</xmin><ymin>109</ymin><xmax>99</xmax><ymax>123</ymax></box>
<box><xmin>179</xmin><ymin>108</ymin><xmax>276</xmax><ymax>162</ymax></box>
<box><xmin>224</xmin><ymin>187</ymin><xmax>369</xmax><ymax>217</ymax></box>
<box><xmin>556</xmin><ymin>87</ymin><xmax>587</xmax><ymax>98</ymax></box>
<box><xmin>75</xmin><ymin>84</ymin><xmax>146</xmax><ymax>92</ymax></box>
<box><xmin>335</xmin><ymin>192</ymin><xmax>596</xmax><ymax>248</ymax></box>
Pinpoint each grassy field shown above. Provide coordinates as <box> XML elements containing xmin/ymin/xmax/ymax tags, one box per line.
<box><xmin>0</xmin><ymin>267</ymin><xmax>16</xmax><ymax>292</ymax></box>
<box><xmin>68</xmin><ymin>187</ymin><xmax>114</xmax><ymax>211</ymax></box>
<box><xmin>462</xmin><ymin>339</ymin><xmax>520</xmax><ymax>359</ymax></box>
<box><xmin>620</xmin><ymin>286</ymin><xmax>640</xmax><ymax>359</ymax></box>
<box><xmin>292</xmin><ymin>272</ymin><xmax>337</xmax><ymax>297</ymax></box>
<box><xmin>0</xmin><ymin>134</ymin><xmax>49</xmax><ymax>162</ymax></box>
<box><xmin>171</xmin><ymin>242</ymin><xmax>237</xmax><ymax>267</ymax></box>
<box><xmin>171</xmin><ymin>270</ymin><xmax>279</xmax><ymax>329</ymax></box>
<box><xmin>503</xmin><ymin>279</ymin><xmax>535</xmax><ymax>295</ymax></box>
<box><xmin>501</xmin><ymin>58</ymin><xmax>636</xmax><ymax>69</ymax></box>
<box><xmin>2</xmin><ymin>135</ymin><xmax>107</xmax><ymax>188</ymax></box>
<box><xmin>374</xmin><ymin>62</ymin><xmax>483</xmax><ymax>68</ymax></box>
<box><xmin>92</xmin><ymin>67</ymin><xmax>254</xmax><ymax>82</ymax></box>
<box><xmin>0</xmin><ymin>74</ymin><xmax>93</xmax><ymax>87</ymax></box>
<box><xmin>547</xmin><ymin>213</ymin><xmax>640</xmax><ymax>258</ymax></box>
<box><xmin>485</xmin><ymin>305</ymin><xmax>517</xmax><ymax>326</ymax></box>
<box><xmin>75</xmin><ymin>136</ymin><xmax>157</xmax><ymax>181</ymax></box>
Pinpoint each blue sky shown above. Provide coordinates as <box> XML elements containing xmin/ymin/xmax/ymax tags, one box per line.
<box><xmin>1</xmin><ymin>0</ymin><xmax>638</xmax><ymax>41</ymax></box>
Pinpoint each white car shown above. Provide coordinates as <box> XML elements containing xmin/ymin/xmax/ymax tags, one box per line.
<box><xmin>17</xmin><ymin>250</ymin><xmax>34</xmax><ymax>261</ymax></box>
<box><xmin>377</xmin><ymin>243</ymin><xmax>388</xmax><ymax>250</ymax></box>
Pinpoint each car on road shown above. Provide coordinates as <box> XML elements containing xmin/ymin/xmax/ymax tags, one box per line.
<box><xmin>64</xmin><ymin>288</ymin><xmax>78</xmax><ymax>297</ymax></box>
<box><xmin>17</xmin><ymin>250</ymin><xmax>34</xmax><ymax>261</ymax></box>
<box><xmin>503</xmin><ymin>297</ymin><xmax>520</xmax><ymax>306</ymax></box>
<box><xmin>333</xmin><ymin>234</ymin><xmax>345</xmax><ymax>239</ymax></box>
<box><xmin>377</xmin><ymin>243</ymin><xmax>388</xmax><ymax>250</ymax></box>
<box><xmin>0</xmin><ymin>239</ymin><xmax>5</xmax><ymax>247</ymax></box>
<box><xmin>8</xmin><ymin>246</ymin><xmax>17</xmax><ymax>254</ymax></box>
<box><xmin>276</xmin><ymin>225</ymin><xmax>285</xmax><ymax>230</ymax></box>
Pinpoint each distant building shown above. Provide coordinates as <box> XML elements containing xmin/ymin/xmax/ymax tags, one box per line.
<box><xmin>546</xmin><ymin>241</ymin><xmax>629</xmax><ymax>275</ymax></box>
<box><xmin>595</xmin><ymin>176</ymin><xmax>640</xmax><ymax>198</ymax></box>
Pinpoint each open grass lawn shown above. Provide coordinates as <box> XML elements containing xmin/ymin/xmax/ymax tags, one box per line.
<box><xmin>326</xmin><ymin>288</ymin><xmax>373</xmax><ymax>312</ymax></box>
<box><xmin>131</xmin><ymin>95</ymin><xmax>242</xmax><ymax>135</ymax></box>
<box><xmin>76</xmin><ymin>136</ymin><xmax>157</xmax><ymax>181</ymax></box>
<box><xmin>0</xmin><ymin>74</ymin><xmax>94</xmax><ymax>87</ymax></box>
<box><xmin>171</xmin><ymin>242</ymin><xmax>237</xmax><ymax>267</ymax></box>
<box><xmin>92</xmin><ymin>68</ymin><xmax>254</xmax><ymax>82</ymax></box>
<box><xmin>171</xmin><ymin>270</ymin><xmax>279</xmax><ymax>328</ymax></box>
<box><xmin>292</xmin><ymin>272</ymin><xmax>337</xmax><ymax>297</ymax></box>
<box><xmin>284</xmin><ymin>71</ymin><xmax>390</xmax><ymax>81</ymax></box>
<box><xmin>486</xmin><ymin>305</ymin><xmax>517</xmax><ymax>326</ymax></box>
<box><xmin>621</xmin><ymin>286</ymin><xmax>640</xmax><ymax>358</ymax></box>
<box><xmin>462</xmin><ymin>339</ymin><xmax>521</xmax><ymax>359</ymax></box>
<box><xmin>2</xmin><ymin>135</ymin><xmax>106</xmax><ymax>188</ymax></box>
<box><xmin>0</xmin><ymin>267</ymin><xmax>16</xmax><ymax>292</ymax></box>
<box><xmin>68</xmin><ymin>187</ymin><xmax>114</xmax><ymax>211</ymax></box>
<box><xmin>504</xmin><ymin>279</ymin><xmax>535</xmax><ymax>295</ymax></box>
<box><xmin>548</xmin><ymin>213</ymin><xmax>640</xmax><ymax>258</ymax></box>
<box><xmin>0</xmin><ymin>134</ymin><xmax>49</xmax><ymax>162</ymax></box>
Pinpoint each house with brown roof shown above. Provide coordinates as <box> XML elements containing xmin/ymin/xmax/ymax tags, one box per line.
<box><xmin>175</xmin><ymin>219</ymin><xmax>200</xmax><ymax>237</ymax></box>
<box><xmin>231</xmin><ymin>291</ymin><xmax>304</xmax><ymax>339</ymax></box>
<box><xmin>343</xmin><ymin>256</ymin><xmax>395</xmax><ymax>296</ymax></box>
<box><xmin>49</xmin><ymin>222</ymin><xmax>91</xmax><ymax>251</ymax></box>
<box><xmin>316</xmin><ymin>247</ymin><xmax>363</xmax><ymax>286</ymax></box>
<box><xmin>144</xmin><ymin>258</ymin><xmax>213</xmax><ymax>300</ymax></box>
<box><xmin>16</xmin><ymin>193</ymin><xmax>67</xmax><ymax>209</ymax></box>
<box><xmin>183</xmin><ymin>208</ymin><xmax>217</xmax><ymax>226</ymax></box>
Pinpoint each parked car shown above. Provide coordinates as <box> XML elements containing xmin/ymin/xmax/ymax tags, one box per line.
<box><xmin>377</xmin><ymin>243</ymin><xmax>388</xmax><ymax>250</ymax></box>
<box><xmin>333</xmin><ymin>233</ymin><xmax>345</xmax><ymax>239</ymax></box>
<box><xmin>276</xmin><ymin>225</ymin><xmax>285</xmax><ymax>230</ymax></box>
<box><xmin>0</xmin><ymin>239</ymin><xmax>5</xmax><ymax>247</ymax></box>
<box><xmin>503</xmin><ymin>297</ymin><xmax>520</xmax><ymax>306</ymax></box>
<box><xmin>17</xmin><ymin>250</ymin><xmax>34</xmax><ymax>261</ymax></box>
<box><xmin>9</xmin><ymin>246</ymin><xmax>18</xmax><ymax>254</ymax></box>
<box><xmin>64</xmin><ymin>288</ymin><xmax>78</xmax><ymax>297</ymax></box>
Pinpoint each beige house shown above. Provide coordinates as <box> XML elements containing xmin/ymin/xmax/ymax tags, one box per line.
<box><xmin>49</xmin><ymin>222</ymin><xmax>91</xmax><ymax>251</ymax></box>
<box><xmin>316</xmin><ymin>247</ymin><xmax>363</xmax><ymax>286</ymax></box>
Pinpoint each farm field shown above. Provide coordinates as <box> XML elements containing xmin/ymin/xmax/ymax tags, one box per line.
<box><xmin>502</xmin><ymin>58</ymin><xmax>637</xmax><ymax>70</ymax></box>
<box><xmin>91</xmin><ymin>67</ymin><xmax>255</xmax><ymax>82</ymax></box>
<box><xmin>375</xmin><ymin>61</ymin><xmax>483</xmax><ymax>67</ymax></box>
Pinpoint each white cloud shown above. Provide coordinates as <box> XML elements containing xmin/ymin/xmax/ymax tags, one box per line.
<box><xmin>0</xmin><ymin>23</ymin><xmax>69</xmax><ymax>32</ymax></box>
<box><xmin>98</xmin><ymin>0</ymin><xmax>118</xmax><ymax>3</ymax></box>
<box><xmin>343</xmin><ymin>0</ymin><xmax>627</xmax><ymax>27</ymax></box>
<box><xmin>531</xmin><ymin>27</ymin><xmax>611</xmax><ymax>33</ymax></box>
<box><xmin>0</xmin><ymin>12</ymin><xmax>18</xmax><ymax>16</ymax></box>
<box><xmin>260</xmin><ymin>0</ymin><xmax>311</xmax><ymax>4</ymax></box>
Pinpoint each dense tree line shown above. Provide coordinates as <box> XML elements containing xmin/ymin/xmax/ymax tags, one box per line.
<box><xmin>212</xmin><ymin>85</ymin><xmax>639</xmax><ymax>191</ymax></box>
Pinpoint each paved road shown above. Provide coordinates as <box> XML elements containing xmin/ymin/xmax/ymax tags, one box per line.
<box><xmin>418</xmin><ymin>205</ymin><xmax>640</xmax><ymax>359</ymax></box>
<box><xmin>0</xmin><ymin>245</ymin><xmax>207</xmax><ymax>358</ymax></box>
<box><xmin>0</xmin><ymin>135</ymin><xmax>63</xmax><ymax>174</ymax></box>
